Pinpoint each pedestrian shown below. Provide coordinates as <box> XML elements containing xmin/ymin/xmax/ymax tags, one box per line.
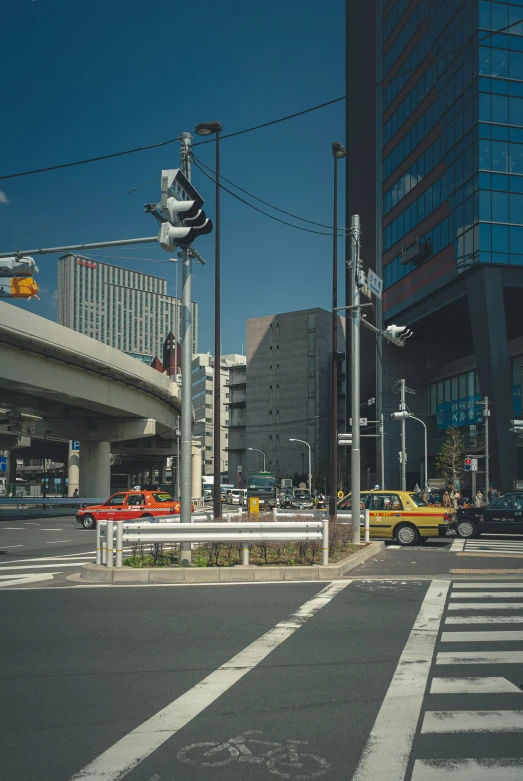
<box><xmin>442</xmin><ymin>490</ymin><xmax>451</xmax><ymax>508</ymax></box>
<box><xmin>73</xmin><ymin>488</ymin><xmax>79</xmax><ymax>498</ymax></box>
<box><xmin>474</xmin><ymin>488</ymin><xmax>484</xmax><ymax>507</ymax></box>
<box><xmin>451</xmin><ymin>487</ymin><xmax>460</xmax><ymax>510</ymax></box>
<box><xmin>488</xmin><ymin>486</ymin><xmax>498</xmax><ymax>503</ymax></box>
<box><xmin>421</xmin><ymin>491</ymin><xmax>428</xmax><ymax>505</ymax></box>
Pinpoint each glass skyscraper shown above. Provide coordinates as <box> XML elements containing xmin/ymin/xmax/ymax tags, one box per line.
<box><xmin>347</xmin><ymin>0</ymin><xmax>523</xmax><ymax>490</ymax></box>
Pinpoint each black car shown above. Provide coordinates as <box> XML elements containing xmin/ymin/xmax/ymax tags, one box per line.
<box><xmin>456</xmin><ymin>491</ymin><xmax>523</xmax><ymax>538</ymax></box>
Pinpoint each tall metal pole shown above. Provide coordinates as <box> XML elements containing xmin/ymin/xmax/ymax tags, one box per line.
<box><xmin>213</xmin><ymin>129</ymin><xmax>222</xmax><ymax>520</ymax></box>
<box><xmin>380</xmin><ymin>413</ymin><xmax>385</xmax><ymax>489</ymax></box>
<box><xmin>400</xmin><ymin>378</ymin><xmax>407</xmax><ymax>490</ymax></box>
<box><xmin>330</xmin><ymin>145</ymin><xmax>345</xmax><ymax>519</ymax></box>
<box><xmin>409</xmin><ymin>416</ymin><xmax>427</xmax><ymax>490</ymax></box>
<box><xmin>42</xmin><ymin>434</ymin><xmax>47</xmax><ymax>499</ymax></box>
<box><xmin>484</xmin><ymin>396</ymin><xmax>490</xmax><ymax>494</ymax></box>
<box><xmin>308</xmin><ymin>443</ymin><xmax>312</xmax><ymax>496</ymax></box>
<box><xmin>179</xmin><ymin>131</ymin><xmax>193</xmax><ymax>565</ymax></box>
<box><xmin>350</xmin><ymin>214</ymin><xmax>361</xmax><ymax>545</ymax></box>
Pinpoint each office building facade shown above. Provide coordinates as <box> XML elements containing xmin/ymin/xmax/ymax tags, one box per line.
<box><xmin>242</xmin><ymin>309</ymin><xmax>346</xmax><ymax>488</ymax></box>
<box><xmin>348</xmin><ymin>0</ymin><xmax>523</xmax><ymax>491</ymax></box>
<box><xmin>192</xmin><ymin>353</ymin><xmax>246</xmax><ymax>477</ymax></box>
<box><xmin>57</xmin><ymin>254</ymin><xmax>198</xmax><ymax>361</ymax></box>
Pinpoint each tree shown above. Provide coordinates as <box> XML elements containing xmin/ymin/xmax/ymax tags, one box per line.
<box><xmin>435</xmin><ymin>427</ymin><xmax>466</xmax><ymax>487</ymax></box>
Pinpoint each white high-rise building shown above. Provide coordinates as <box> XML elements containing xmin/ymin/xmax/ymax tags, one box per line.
<box><xmin>57</xmin><ymin>254</ymin><xmax>198</xmax><ymax>361</ymax></box>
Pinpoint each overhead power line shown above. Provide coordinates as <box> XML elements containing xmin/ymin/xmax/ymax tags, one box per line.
<box><xmin>0</xmin><ymin>179</ymin><xmax>157</xmax><ymax>249</ymax></box>
<box><xmin>0</xmin><ymin>96</ymin><xmax>345</xmax><ymax>183</ymax></box>
<box><xmin>192</xmin><ymin>159</ymin><xmax>338</xmax><ymax>236</ymax></box>
<box><xmin>192</xmin><ymin>153</ymin><xmax>349</xmax><ymax>233</ymax></box>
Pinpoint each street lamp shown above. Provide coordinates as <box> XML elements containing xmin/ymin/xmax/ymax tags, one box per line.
<box><xmin>289</xmin><ymin>439</ymin><xmax>312</xmax><ymax>495</ymax></box>
<box><xmin>390</xmin><ymin>411</ymin><xmax>428</xmax><ymax>491</ymax></box>
<box><xmin>330</xmin><ymin>141</ymin><xmax>346</xmax><ymax>520</ymax></box>
<box><xmin>195</xmin><ymin>121</ymin><xmax>223</xmax><ymax>520</ymax></box>
<box><xmin>248</xmin><ymin>447</ymin><xmax>266</xmax><ymax>472</ymax></box>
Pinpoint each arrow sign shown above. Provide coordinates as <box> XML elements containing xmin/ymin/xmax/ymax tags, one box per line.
<box><xmin>0</xmin><ymin>572</ymin><xmax>60</xmax><ymax>588</ymax></box>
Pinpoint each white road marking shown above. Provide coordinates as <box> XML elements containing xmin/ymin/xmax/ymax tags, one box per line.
<box><xmin>450</xmin><ymin>539</ymin><xmax>465</xmax><ymax>552</ymax></box>
<box><xmin>352</xmin><ymin>580</ymin><xmax>450</xmax><ymax>781</ymax></box>
<box><xmin>411</xmin><ymin>758</ymin><xmax>523</xmax><ymax>780</ymax></box>
<box><xmin>23</xmin><ymin>522</ymin><xmax>40</xmax><ymax>525</ymax></box>
<box><xmin>68</xmin><ymin>579</ymin><xmax>352</xmax><ymax>781</ymax></box>
<box><xmin>442</xmin><ymin>630</ymin><xmax>523</xmax><ymax>642</ymax></box>
<box><xmin>437</xmin><ymin>651</ymin><xmax>523</xmax><ymax>664</ymax></box>
<box><xmin>451</xmin><ymin>591</ymin><xmax>523</xmax><ymax>598</ymax></box>
<box><xmin>430</xmin><ymin>677</ymin><xmax>522</xmax><ymax>694</ymax></box>
<box><xmin>0</xmin><ymin>563</ymin><xmax>87</xmax><ymax>571</ymax></box>
<box><xmin>1</xmin><ymin>544</ymin><xmax>24</xmax><ymax>549</ymax></box>
<box><xmin>46</xmin><ymin>540</ymin><xmax>73</xmax><ymax>544</ymax></box>
<box><xmin>0</xmin><ymin>527</ymin><xmax>23</xmax><ymax>530</ymax></box>
<box><xmin>455</xmin><ymin>583</ymin><xmax>523</xmax><ymax>588</ymax></box>
<box><xmin>448</xmin><ymin>602</ymin><xmax>523</xmax><ymax>610</ymax></box>
<box><xmin>422</xmin><ymin>710</ymin><xmax>523</xmax><ymax>733</ymax></box>
<box><xmin>3</xmin><ymin>552</ymin><xmax>95</xmax><ymax>564</ymax></box>
<box><xmin>0</xmin><ymin>572</ymin><xmax>59</xmax><ymax>588</ymax></box>
<box><xmin>446</xmin><ymin>616</ymin><xmax>523</xmax><ymax>624</ymax></box>
<box><xmin>387</xmin><ymin>545</ymin><xmax>402</xmax><ymax>549</ymax></box>
<box><xmin>41</xmin><ymin>528</ymin><xmax>64</xmax><ymax>531</ymax></box>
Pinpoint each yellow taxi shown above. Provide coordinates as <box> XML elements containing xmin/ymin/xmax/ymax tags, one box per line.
<box><xmin>337</xmin><ymin>490</ymin><xmax>456</xmax><ymax>546</ymax></box>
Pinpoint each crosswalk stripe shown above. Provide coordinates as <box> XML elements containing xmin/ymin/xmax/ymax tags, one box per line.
<box><xmin>441</xmin><ymin>630</ymin><xmax>523</xmax><ymax>642</ymax></box>
<box><xmin>437</xmin><ymin>651</ymin><xmax>523</xmax><ymax>664</ymax></box>
<box><xmin>422</xmin><ymin>710</ymin><xmax>523</xmax><ymax>733</ymax></box>
<box><xmin>446</xmin><ymin>615</ymin><xmax>523</xmax><ymax>624</ymax></box>
<box><xmin>454</xmin><ymin>583</ymin><xmax>523</xmax><ymax>588</ymax></box>
<box><xmin>411</xmin><ymin>759</ymin><xmax>523</xmax><ymax>780</ymax></box>
<box><xmin>448</xmin><ymin>602</ymin><xmax>523</xmax><ymax>610</ymax></box>
<box><xmin>430</xmin><ymin>677</ymin><xmax>522</xmax><ymax>694</ymax></box>
<box><xmin>451</xmin><ymin>591</ymin><xmax>523</xmax><ymax>598</ymax></box>
<box><xmin>0</xmin><ymin>563</ymin><xmax>89</xmax><ymax>571</ymax></box>
<box><xmin>450</xmin><ymin>539</ymin><xmax>465</xmax><ymax>552</ymax></box>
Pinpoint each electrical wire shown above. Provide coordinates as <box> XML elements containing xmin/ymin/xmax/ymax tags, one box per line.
<box><xmin>0</xmin><ymin>179</ymin><xmax>157</xmax><ymax>249</ymax></box>
<box><xmin>0</xmin><ymin>96</ymin><xmax>345</xmax><ymax>183</ymax></box>
<box><xmin>192</xmin><ymin>153</ymin><xmax>349</xmax><ymax>233</ymax></box>
<box><xmin>192</xmin><ymin>159</ymin><xmax>337</xmax><ymax>236</ymax></box>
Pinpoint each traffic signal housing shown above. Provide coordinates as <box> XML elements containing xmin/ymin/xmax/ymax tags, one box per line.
<box><xmin>149</xmin><ymin>169</ymin><xmax>213</xmax><ymax>252</ymax></box>
<box><xmin>0</xmin><ymin>256</ymin><xmax>39</xmax><ymax>299</ymax></box>
<box><xmin>464</xmin><ymin>457</ymin><xmax>472</xmax><ymax>471</ymax></box>
<box><xmin>384</xmin><ymin>324</ymin><xmax>413</xmax><ymax>346</ymax></box>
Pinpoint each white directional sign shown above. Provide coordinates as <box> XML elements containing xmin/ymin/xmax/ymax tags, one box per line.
<box><xmin>350</xmin><ymin>418</ymin><xmax>368</xmax><ymax>426</ymax></box>
<box><xmin>471</xmin><ymin>458</ymin><xmax>478</xmax><ymax>472</ymax></box>
<box><xmin>368</xmin><ymin>269</ymin><xmax>383</xmax><ymax>299</ymax></box>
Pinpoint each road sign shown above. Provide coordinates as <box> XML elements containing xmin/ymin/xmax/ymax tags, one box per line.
<box><xmin>0</xmin><ymin>456</ymin><xmax>6</xmax><ymax>472</ymax></box>
<box><xmin>368</xmin><ymin>270</ymin><xmax>383</xmax><ymax>299</ymax></box>
<box><xmin>71</xmin><ymin>441</ymin><xmax>80</xmax><ymax>452</ymax></box>
<box><xmin>471</xmin><ymin>458</ymin><xmax>478</xmax><ymax>472</ymax></box>
<box><xmin>350</xmin><ymin>418</ymin><xmax>368</xmax><ymax>426</ymax></box>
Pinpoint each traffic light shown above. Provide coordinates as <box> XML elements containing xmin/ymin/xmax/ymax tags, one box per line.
<box><xmin>337</xmin><ymin>434</ymin><xmax>352</xmax><ymax>446</ymax></box>
<box><xmin>0</xmin><ymin>256</ymin><xmax>39</xmax><ymax>299</ymax></box>
<box><xmin>464</xmin><ymin>457</ymin><xmax>472</xmax><ymax>471</ymax></box>
<box><xmin>384</xmin><ymin>324</ymin><xmax>413</xmax><ymax>346</ymax></box>
<box><xmin>149</xmin><ymin>169</ymin><xmax>213</xmax><ymax>251</ymax></box>
<box><xmin>510</xmin><ymin>420</ymin><xmax>523</xmax><ymax>433</ymax></box>
<box><xmin>390</xmin><ymin>411</ymin><xmax>409</xmax><ymax>420</ymax></box>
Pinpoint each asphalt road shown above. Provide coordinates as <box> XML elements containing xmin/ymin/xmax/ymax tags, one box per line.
<box><xmin>2</xmin><ymin>579</ymin><xmax>523</xmax><ymax>781</ymax></box>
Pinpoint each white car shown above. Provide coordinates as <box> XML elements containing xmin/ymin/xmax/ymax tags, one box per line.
<box><xmin>291</xmin><ymin>491</ymin><xmax>314</xmax><ymax>510</ymax></box>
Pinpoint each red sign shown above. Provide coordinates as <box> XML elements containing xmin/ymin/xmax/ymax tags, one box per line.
<box><xmin>77</xmin><ymin>259</ymin><xmax>97</xmax><ymax>269</ymax></box>
<box><xmin>237</xmin><ymin>465</ymin><xmax>243</xmax><ymax>489</ymax></box>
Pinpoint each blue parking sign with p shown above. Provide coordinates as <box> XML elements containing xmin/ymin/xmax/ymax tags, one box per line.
<box><xmin>71</xmin><ymin>441</ymin><xmax>80</xmax><ymax>451</ymax></box>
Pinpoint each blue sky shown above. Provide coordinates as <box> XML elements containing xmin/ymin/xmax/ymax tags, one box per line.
<box><xmin>0</xmin><ymin>0</ymin><xmax>345</xmax><ymax>355</ymax></box>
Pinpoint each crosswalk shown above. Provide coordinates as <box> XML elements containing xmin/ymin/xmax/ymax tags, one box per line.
<box><xmin>410</xmin><ymin>580</ymin><xmax>523</xmax><ymax>780</ymax></box>
<box><xmin>462</xmin><ymin>538</ymin><xmax>523</xmax><ymax>556</ymax></box>
<box><xmin>0</xmin><ymin>546</ymin><xmax>137</xmax><ymax>587</ymax></box>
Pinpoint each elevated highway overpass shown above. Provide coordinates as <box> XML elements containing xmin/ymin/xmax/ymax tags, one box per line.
<box><xmin>0</xmin><ymin>302</ymin><xmax>191</xmax><ymax>496</ymax></box>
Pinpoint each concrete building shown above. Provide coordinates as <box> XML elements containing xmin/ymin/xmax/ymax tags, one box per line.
<box><xmin>57</xmin><ymin>254</ymin><xmax>198</xmax><ymax>362</ymax></box>
<box><xmin>347</xmin><ymin>0</ymin><xmax>523</xmax><ymax>492</ymax></box>
<box><xmin>192</xmin><ymin>353</ymin><xmax>246</xmax><ymax>478</ymax></box>
<box><xmin>243</xmin><ymin>309</ymin><xmax>345</xmax><ymax>488</ymax></box>
<box><xmin>227</xmin><ymin>363</ymin><xmax>247</xmax><ymax>488</ymax></box>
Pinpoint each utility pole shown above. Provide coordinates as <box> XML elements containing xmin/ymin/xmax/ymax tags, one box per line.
<box><xmin>400</xmin><ymin>379</ymin><xmax>407</xmax><ymax>490</ymax></box>
<box><xmin>350</xmin><ymin>214</ymin><xmax>361</xmax><ymax>545</ymax></box>
<box><xmin>484</xmin><ymin>396</ymin><xmax>490</xmax><ymax>494</ymax></box>
<box><xmin>179</xmin><ymin>131</ymin><xmax>193</xmax><ymax>565</ymax></box>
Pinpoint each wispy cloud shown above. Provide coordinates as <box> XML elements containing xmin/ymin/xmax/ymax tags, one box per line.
<box><xmin>0</xmin><ymin>191</ymin><xmax>8</xmax><ymax>204</ymax></box>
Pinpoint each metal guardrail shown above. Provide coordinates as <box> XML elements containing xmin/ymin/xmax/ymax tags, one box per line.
<box><xmin>273</xmin><ymin>509</ymin><xmax>370</xmax><ymax>543</ymax></box>
<box><xmin>0</xmin><ymin>497</ymin><xmax>106</xmax><ymax>510</ymax></box>
<box><xmin>97</xmin><ymin>516</ymin><xmax>328</xmax><ymax>568</ymax></box>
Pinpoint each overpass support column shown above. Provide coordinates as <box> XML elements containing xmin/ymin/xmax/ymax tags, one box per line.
<box><xmin>68</xmin><ymin>442</ymin><xmax>80</xmax><ymax>497</ymax></box>
<box><xmin>79</xmin><ymin>441</ymin><xmax>110</xmax><ymax>498</ymax></box>
<box><xmin>6</xmin><ymin>451</ymin><xmax>16</xmax><ymax>490</ymax></box>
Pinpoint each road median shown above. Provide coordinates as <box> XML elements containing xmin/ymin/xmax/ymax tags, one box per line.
<box><xmin>79</xmin><ymin>541</ymin><xmax>384</xmax><ymax>583</ymax></box>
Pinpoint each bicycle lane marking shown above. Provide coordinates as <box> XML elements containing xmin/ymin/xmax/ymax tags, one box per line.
<box><xmin>352</xmin><ymin>579</ymin><xmax>450</xmax><ymax>781</ymax></box>
<box><xmin>69</xmin><ymin>578</ymin><xmax>352</xmax><ymax>781</ymax></box>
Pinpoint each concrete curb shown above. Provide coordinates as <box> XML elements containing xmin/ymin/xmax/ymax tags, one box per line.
<box><xmin>79</xmin><ymin>542</ymin><xmax>384</xmax><ymax>584</ymax></box>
